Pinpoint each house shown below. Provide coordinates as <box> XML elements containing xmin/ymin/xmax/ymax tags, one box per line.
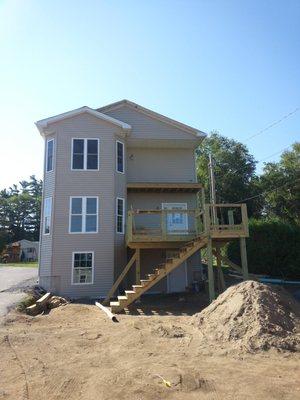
<box><xmin>36</xmin><ymin>100</ymin><xmax>249</xmax><ymax>311</ymax></box>
<box><xmin>1</xmin><ymin>239</ymin><xmax>39</xmax><ymax>263</ymax></box>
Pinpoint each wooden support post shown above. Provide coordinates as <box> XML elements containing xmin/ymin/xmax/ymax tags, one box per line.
<box><xmin>207</xmin><ymin>239</ymin><xmax>215</xmax><ymax>303</ymax></box>
<box><xmin>103</xmin><ymin>252</ymin><xmax>137</xmax><ymax>305</ymax></box>
<box><xmin>240</xmin><ymin>237</ymin><xmax>249</xmax><ymax>280</ymax></box>
<box><xmin>136</xmin><ymin>248</ymin><xmax>141</xmax><ymax>284</ymax></box>
<box><xmin>216</xmin><ymin>245</ymin><xmax>226</xmax><ymax>292</ymax></box>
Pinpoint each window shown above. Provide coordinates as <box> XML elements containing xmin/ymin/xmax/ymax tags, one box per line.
<box><xmin>44</xmin><ymin>197</ymin><xmax>52</xmax><ymax>235</ymax></box>
<box><xmin>116</xmin><ymin>140</ymin><xmax>124</xmax><ymax>173</ymax></box>
<box><xmin>72</xmin><ymin>252</ymin><xmax>94</xmax><ymax>284</ymax></box>
<box><xmin>69</xmin><ymin>197</ymin><xmax>98</xmax><ymax>233</ymax></box>
<box><xmin>116</xmin><ymin>197</ymin><xmax>124</xmax><ymax>234</ymax></box>
<box><xmin>72</xmin><ymin>139</ymin><xmax>99</xmax><ymax>170</ymax></box>
<box><xmin>46</xmin><ymin>139</ymin><xmax>54</xmax><ymax>172</ymax></box>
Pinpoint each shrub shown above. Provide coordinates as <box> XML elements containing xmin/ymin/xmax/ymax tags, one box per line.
<box><xmin>226</xmin><ymin>219</ymin><xmax>300</xmax><ymax>280</ymax></box>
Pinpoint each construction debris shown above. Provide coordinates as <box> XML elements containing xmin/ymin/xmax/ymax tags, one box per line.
<box><xmin>25</xmin><ymin>293</ymin><xmax>68</xmax><ymax>315</ymax></box>
<box><xmin>191</xmin><ymin>280</ymin><xmax>299</xmax><ymax>353</ymax></box>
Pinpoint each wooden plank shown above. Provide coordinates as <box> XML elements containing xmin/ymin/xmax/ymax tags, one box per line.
<box><xmin>207</xmin><ymin>239</ymin><xmax>215</xmax><ymax>303</ymax></box>
<box><xmin>241</xmin><ymin>204</ymin><xmax>249</xmax><ymax>237</ymax></box>
<box><xmin>215</xmin><ymin>245</ymin><xmax>226</xmax><ymax>292</ymax></box>
<box><xmin>127</xmin><ymin>182</ymin><xmax>203</xmax><ymax>191</ymax></box>
<box><xmin>135</xmin><ymin>248</ymin><xmax>141</xmax><ymax>284</ymax></box>
<box><xmin>240</xmin><ymin>237</ymin><xmax>249</xmax><ymax>280</ymax></box>
<box><xmin>36</xmin><ymin>292</ymin><xmax>52</xmax><ymax>307</ymax></box>
<box><xmin>95</xmin><ymin>302</ymin><xmax>118</xmax><ymax>322</ymax></box>
<box><xmin>212</xmin><ymin>250</ymin><xmax>243</xmax><ymax>274</ymax></box>
<box><xmin>103</xmin><ymin>252</ymin><xmax>137</xmax><ymax>305</ymax></box>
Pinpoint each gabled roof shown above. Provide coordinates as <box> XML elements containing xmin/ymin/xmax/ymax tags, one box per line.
<box><xmin>98</xmin><ymin>99</ymin><xmax>206</xmax><ymax>138</ymax></box>
<box><xmin>36</xmin><ymin>106</ymin><xmax>132</xmax><ymax>136</ymax></box>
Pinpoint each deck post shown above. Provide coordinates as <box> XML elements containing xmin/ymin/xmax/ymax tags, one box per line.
<box><xmin>207</xmin><ymin>238</ymin><xmax>215</xmax><ymax>303</ymax></box>
<box><xmin>136</xmin><ymin>248</ymin><xmax>141</xmax><ymax>284</ymax></box>
<box><xmin>240</xmin><ymin>237</ymin><xmax>249</xmax><ymax>280</ymax></box>
<box><xmin>216</xmin><ymin>244</ymin><xmax>226</xmax><ymax>292</ymax></box>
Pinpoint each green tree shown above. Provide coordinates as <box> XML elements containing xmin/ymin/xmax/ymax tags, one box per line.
<box><xmin>259</xmin><ymin>143</ymin><xmax>300</xmax><ymax>224</ymax></box>
<box><xmin>0</xmin><ymin>175</ymin><xmax>42</xmax><ymax>251</ymax></box>
<box><xmin>196</xmin><ymin>132</ymin><xmax>262</xmax><ymax>217</ymax></box>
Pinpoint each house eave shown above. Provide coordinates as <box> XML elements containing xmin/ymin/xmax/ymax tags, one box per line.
<box><xmin>35</xmin><ymin>106</ymin><xmax>132</xmax><ymax>137</ymax></box>
<box><xmin>98</xmin><ymin>99</ymin><xmax>207</xmax><ymax>138</ymax></box>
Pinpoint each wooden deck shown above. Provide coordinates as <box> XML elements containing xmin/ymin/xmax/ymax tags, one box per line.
<box><xmin>126</xmin><ymin>204</ymin><xmax>249</xmax><ymax>248</ymax></box>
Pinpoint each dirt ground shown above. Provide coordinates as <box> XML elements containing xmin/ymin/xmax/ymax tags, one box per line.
<box><xmin>0</xmin><ymin>294</ymin><xmax>299</xmax><ymax>400</ymax></box>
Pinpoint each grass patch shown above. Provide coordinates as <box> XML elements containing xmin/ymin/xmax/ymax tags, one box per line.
<box><xmin>0</xmin><ymin>261</ymin><xmax>38</xmax><ymax>268</ymax></box>
<box><xmin>16</xmin><ymin>294</ymin><xmax>36</xmax><ymax>312</ymax></box>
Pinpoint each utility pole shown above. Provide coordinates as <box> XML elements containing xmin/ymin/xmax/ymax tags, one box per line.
<box><xmin>208</xmin><ymin>153</ymin><xmax>217</xmax><ymax>224</ymax></box>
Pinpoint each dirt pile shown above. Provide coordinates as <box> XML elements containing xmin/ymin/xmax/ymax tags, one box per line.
<box><xmin>192</xmin><ymin>280</ymin><xmax>299</xmax><ymax>353</ymax></box>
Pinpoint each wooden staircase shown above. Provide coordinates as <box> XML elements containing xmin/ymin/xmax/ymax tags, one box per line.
<box><xmin>109</xmin><ymin>235</ymin><xmax>208</xmax><ymax>313</ymax></box>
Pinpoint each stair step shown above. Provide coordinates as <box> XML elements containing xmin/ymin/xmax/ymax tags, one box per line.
<box><xmin>147</xmin><ymin>274</ymin><xmax>156</xmax><ymax>280</ymax></box>
<box><xmin>117</xmin><ymin>296</ymin><xmax>128</xmax><ymax>301</ymax></box>
<box><xmin>125</xmin><ymin>290</ymin><xmax>135</xmax><ymax>295</ymax></box>
<box><xmin>166</xmin><ymin>258</ymin><xmax>174</xmax><ymax>263</ymax></box>
<box><xmin>132</xmin><ymin>285</ymin><xmax>144</xmax><ymax>291</ymax></box>
<box><xmin>140</xmin><ymin>279</ymin><xmax>150</xmax><ymax>285</ymax></box>
<box><xmin>110</xmin><ymin>301</ymin><xmax>120</xmax><ymax>306</ymax></box>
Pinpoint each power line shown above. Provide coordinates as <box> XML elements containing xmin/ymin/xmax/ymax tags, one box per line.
<box><xmin>233</xmin><ymin>178</ymin><xmax>300</xmax><ymax>203</ymax></box>
<box><xmin>244</xmin><ymin>107</ymin><xmax>300</xmax><ymax>142</ymax></box>
<box><xmin>257</xmin><ymin>144</ymin><xmax>294</xmax><ymax>164</ymax></box>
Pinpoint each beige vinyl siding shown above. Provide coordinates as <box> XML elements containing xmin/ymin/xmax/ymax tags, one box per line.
<box><xmin>114</xmin><ymin>136</ymin><xmax>127</xmax><ymax>281</ymax></box>
<box><xmin>127</xmin><ymin>147</ymin><xmax>196</xmax><ymax>183</ymax></box>
<box><xmin>104</xmin><ymin>105</ymin><xmax>197</xmax><ymax>141</ymax></box>
<box><xmin>39</xmin><ymin>133</ymin><xmax>56</xmax><ymax>290</ymax></box>
<box><xmin>48</xmin><ymin>113</ymin><xmax>124</xmax><ymax>298</ymax></box>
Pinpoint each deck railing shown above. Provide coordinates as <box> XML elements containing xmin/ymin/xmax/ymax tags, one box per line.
<box><xmin>204</xmin><ymin>204</ymin><xmax>249</xmax><ymax>237</ymax></box>
<box><xmin>126</xmin><ymin>209</ymin><xmax>205</xmax><ymax>243</ymax></box>
<box><xmin>126</xmin><ymin>204</ymin><xmax>249</xmax><ymax>244</ymax></box>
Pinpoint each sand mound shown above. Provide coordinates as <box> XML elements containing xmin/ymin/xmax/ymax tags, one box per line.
<box><xmin>192</xmin><ymin>281</ymin><xmax>299</xmax><ymax>353</ymax></box>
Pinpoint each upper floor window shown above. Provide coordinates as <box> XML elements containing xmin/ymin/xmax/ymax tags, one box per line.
<box><xmin>116</xmin><ymin>197</ymin><xmax>125</xmax><ymax>234</ymax></box>
<box><xmin>46</xmin><ymin>139</ymin><xmax>54</xmax><ymax>172</ymax></box>
<box><xmin>43</xmin><ymin>197</ymin><xmax>52</xmax><ymax>235</ymax></box>
<box><xmin>69</xmin><ymin>196</ymin><xmax>98</xmax><ymax>233</ymax></box>
<box><xmin>116</xmin><ymin>140</ymin><xmax>124</xmax><ymax>173</ymax></box>
<box><xmin>72</xmin><ymin>138</ymin><xmax>99</xmax><ymax>170</ymax></box>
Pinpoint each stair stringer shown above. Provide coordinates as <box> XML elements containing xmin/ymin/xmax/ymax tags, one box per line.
<box><xmin>110</xmin><ymin>235</ymin><xmax>208</xmax><ymax>313</ymax></box>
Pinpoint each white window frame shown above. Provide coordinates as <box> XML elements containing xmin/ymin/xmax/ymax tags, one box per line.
<box><xmin>116</xmin><ymin>140</ymin><xmax>125</xmax><ymax>174</ymax></box>
<box><xmin>71</xmin><ymin>138</ymin><xmax>100</xmax><ymax>171</ymax></box>
<box><xmin>71</xmin><ymin>251</ymin><xmax>94</xmax><ymax>285</ymax></box>
<box><xmin>46</xmin><ymin>138</ymin><xmax>54</xmax><ymax>173</ymax></box>
<box><xmin>162</xmin><ymin>202</ymin><xmax>188</xmax><ymax>234</ymax></box>
<box><xmin>116</xmin><ymin>197</ymin><xmax>125</xmax><ymax>234</ymax></box>
<box><xmin>69</xmin><ymin>196</ymin><xmax>99</xmax><ymax>234</ymax></box>
<box><xmin>43</xmin><ymin>197</ymin><xmax>52</xmax><ymax>235</ymax></box>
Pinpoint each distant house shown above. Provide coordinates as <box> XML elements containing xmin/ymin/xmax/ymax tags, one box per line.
<box><xmin>1</xmin><ymin>240</ymin><xmax>39</xmax><ymax>263</ymax></box>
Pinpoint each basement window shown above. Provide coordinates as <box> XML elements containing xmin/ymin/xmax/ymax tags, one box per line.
<box><xmin>72</xmin><ymin>252</ymin><xmax>94</xmax><ymax>284</ymax></box>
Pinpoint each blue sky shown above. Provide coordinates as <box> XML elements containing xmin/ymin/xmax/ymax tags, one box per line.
<box><xmin>0</xmin><ymin>0</ymin><xmax>299</xmax><ymax>188</ymax></box>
